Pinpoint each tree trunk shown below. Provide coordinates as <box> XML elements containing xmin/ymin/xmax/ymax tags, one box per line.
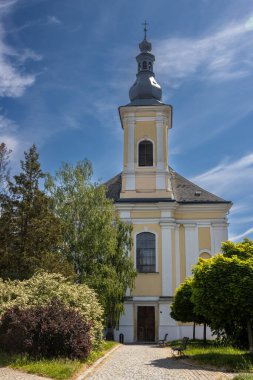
<box><xmin>247</xmin><ymin>321</ymin><xmax>253</xmax><ymax>353</ymax></box>
<box><xmin>193</xmin><ymin>322</ymin><xmax>196</xmax><ymax>340</ymax></box>
<box><xmin>105</xmin><ymin>315</ymin><xmax>115</xmax><ymax>341</ymax></box>
<box><xmin>203</xmin><ymin>323</ymin><xmax>207</xmax><ymax>345</ymax></box>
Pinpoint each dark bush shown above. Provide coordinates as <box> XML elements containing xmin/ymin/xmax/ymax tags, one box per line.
<box><xmin>0</xmin><ymin>299</ymin><xmax>92</xmax><ymax>359</ymax></box>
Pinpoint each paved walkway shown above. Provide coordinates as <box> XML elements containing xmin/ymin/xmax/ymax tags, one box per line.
<box><xmin>0</xmin><ymin>367</ymin><xmax>51</xmax><ymax>380</ymax></box>
<box><xmin>87</xmin><ymin>344</ymin><xmax>235</xmax><ymax>380</ymax></box>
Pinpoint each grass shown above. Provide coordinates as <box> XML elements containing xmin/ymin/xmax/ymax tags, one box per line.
<box><xmin>0</xmin><ymin>340</ymin><xmax>118</xmax><ymax>380</ymax></box>
<box><xmin>233</xmin><ymin>376</ymin><xmax>253</xmax><ymax>380</ymax></box>
<box><xmin>168</xmin><ymin>340</ymin><xmax>253</xmax><ymax>373</ymax></box>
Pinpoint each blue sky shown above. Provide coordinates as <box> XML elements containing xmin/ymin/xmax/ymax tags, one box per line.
<box><xmin>1</xmin><ymin>0</ymin><xmax>253</xmax><ymax>241</ymax></box>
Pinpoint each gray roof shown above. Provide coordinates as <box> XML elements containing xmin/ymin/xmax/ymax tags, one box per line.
<box><xmin>105</xmin><ymin>168</ymin><xmax>231</xmax><ymax>204</ymax></box>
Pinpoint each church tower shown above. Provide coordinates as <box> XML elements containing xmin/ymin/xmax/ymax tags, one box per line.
<box><xmin>119</xmin><ymin>29</ymin><xmax>173</xmax><ymax>199</ymax></box>
<box><xmin>106</xmin><ymin>28</ymin><xmax>231</xmax><ymax>343</ymax></box>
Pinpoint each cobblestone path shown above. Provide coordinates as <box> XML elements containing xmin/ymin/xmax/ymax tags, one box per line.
<box><xmin>88</xmin><ymin>344</ymin><xmax>235</xmax><ymax>380</ymax></box>
<box><xmin>0</xmin><ymin>367</ymin><xmax>51</xmax><ymax>380</ymax></box>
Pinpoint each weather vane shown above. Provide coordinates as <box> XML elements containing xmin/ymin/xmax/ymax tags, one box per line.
<box><xmin>142</xmin><ymin>20</ymin><xmax>149</xmax><ymax>39</ymax></box>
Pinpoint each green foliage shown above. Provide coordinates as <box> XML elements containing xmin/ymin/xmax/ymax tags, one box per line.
<box><xmin>171</xmin><ymin>340</ymin><xmax>253</xmax><ymax>372</ymax></box>
<box><xmin>222</xmin><ymin>238</ymin><xmax>253</xmax><ymax>261</ymax></box>
<box><xmin>170</xmin><ymin>277</ymin><xmax>206</xmax><ymax>324</ymax></box>
<box><xmin>0</xmin><ymin>272</ymin><xmax>104</xmax><ymax>346</ymax></box>
<box><xmin>0</xmin><ymin>145</ymin><xmax>74</xmax><ymax>280</ymax></box>
<box><xmin>192</xmin><ymin>245</ymin><xmax>253</xmax><ymax>350</ymax></box>
<box><xmin>46</xmin><ymin>160</ymin><xmax>136</xmax><ymax>328</ymax></box>
<box><xmin>0</xmin><ymin>299</ymin><xmax>92</xmax><ymax>359</ymax></box>
<box><xmin>0</xmin><ymin>341</ymin><xmax>118</xmax><ymax>380</ymax></box>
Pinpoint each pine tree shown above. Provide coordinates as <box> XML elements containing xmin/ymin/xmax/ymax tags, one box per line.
<box><xmin>0</xmin><ymin>145</ymin><xmax>74</xmax><ymax>280</ymax></box>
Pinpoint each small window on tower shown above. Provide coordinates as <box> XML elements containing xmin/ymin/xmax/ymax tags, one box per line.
<box><xmin>148</xmin><ymin>61</ymin><xmax>152</xmax><ymax>70</ymax></box>
<box><xmin>143</xmin><ymin>61</ymin><xmax>147</xmax><ymax>70</ymax></box>
<box><xmin>138</xmin><ymin>140</ymin><xmax>153</xmax><ymax>166</ymax></box>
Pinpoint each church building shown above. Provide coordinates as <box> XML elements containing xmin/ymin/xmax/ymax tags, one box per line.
<box><xmin>106</xmin><ymin>30</ymin><xmax>232</xmax><ymax>343</ymax></box>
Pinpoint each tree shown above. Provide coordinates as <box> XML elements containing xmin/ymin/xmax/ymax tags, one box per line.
<box><xmin>0</xmin><ymin>145</ymin><xmax>74</xmax><ymax>280</ymax></box>
<box><xmin>0</xmin><ymin>142</ymin><xmax>12</xmax><ymax>194</ymax></box>
<box><xmin>192</xmin><ymin>245</ymin><xmax>253</xmax><ymax>352</ymax></box>
<box><xmin>46</xmin><ymin>160</ymin><xmax>136</xmax><ymax>330</ymax></box>
<box><xmin>170</xmin><ymin>277</ymin><xmax>208</xmax><ymax>341</ymax></box>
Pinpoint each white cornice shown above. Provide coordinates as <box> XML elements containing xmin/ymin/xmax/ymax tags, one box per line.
<box><xmin>115</xmin><ymin>201</ymin><xmax>229</xmax><ymax>214</ymax></box>
<box><xmin>115</xmin><ymin>202</ymin><xmax>177</xmax><ymax>212</ymax></box>
<box><xmin>177</xmin><ymin>203</ymin><xmax>231</xmax><ymax>213</ymax></box>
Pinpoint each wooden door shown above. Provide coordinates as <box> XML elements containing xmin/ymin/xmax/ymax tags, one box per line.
<box><xmin>137</xmin><ymin>306</ymin><xmax>155</xmax><ymax>342</ymax></box>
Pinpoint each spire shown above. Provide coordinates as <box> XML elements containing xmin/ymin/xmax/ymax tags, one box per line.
<box><xmin>139</xmin><ymin>21</ymin><xmax>152</xmax><ymax>53</ymax></box>
<box><xmin>128</xmin><ymin>24</ymin><xmax>163</xmax><ymax>106</ymax></box>
<box><xmin>143</xmin><ymin>20</ymin><xmax>148</xmax><ymax>40</ymax></box>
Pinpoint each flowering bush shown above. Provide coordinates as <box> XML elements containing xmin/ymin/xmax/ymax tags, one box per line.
<box><xmin>0</xmin><ymin>272</ymin><xmax>103</xmax><ymax>347</ymax></box>
<box><xmin>0</xmin><ymin>299</ymin><xmax>92</xmax><ymax>359</ymax></box>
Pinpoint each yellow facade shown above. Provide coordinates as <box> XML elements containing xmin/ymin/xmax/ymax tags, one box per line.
<box><xmin>131</xmin><ymin>224</ymin><xmax>162</xmax><ymax>296</ymax></box>
<box><xmin>198</xmin><ymin>227</ymin><xmax>211</xmax><ymax>251</ymax></box>
<box><xmin>116</xmin><ymin>79</ymin><xmax>230</xmax><ymax>318</ymax></box>
<box><xmin>120</xmin><ymin>105</ymin><xmax>172</xmax><ymax>197</ymax></box>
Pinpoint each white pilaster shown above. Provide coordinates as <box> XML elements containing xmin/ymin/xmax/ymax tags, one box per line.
<box><xmin>161</xmin><ymin>223</ymin><xmax>173</xmax><ymax>296</ymax></box>
<box><xmin>126</xmin><ymin>114</ymin><xmax>135</xmax><ymax>190</ymax></box>
<box><xmin>156</xmin><ymin>113</ymin><xmax>166</xmax><ymax>191</ymax></box>
<box><xmin>156</xmin><ymin>113</ymin><xmax>164</xmax><ymax>170</ymax></box>
<box><xmin>184</xmin><ymin>223</ymin><xmax>198</xmax><ymax>277</ymax></box>
<box><xmin>175</xmin><ymin>224</ymin><xmax>180</xmax><ymax>289</ymax></box>
<box><xmin>212</xmin><ymin>223</ymin><xmax>228</xmax><ymax>254</ymax></box>
<box><xmin>156</xmin><ymin>173</ymin><xmax>166</xmax><ymax>190</ymax></box>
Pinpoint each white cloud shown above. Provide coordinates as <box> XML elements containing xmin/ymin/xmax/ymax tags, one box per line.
<box><xmin>0</xmin><ymin>114</ymin><xmax>17</xmax><ymax>132</ymax></box>
<box><xmin>0</xmin><ymin>3</ymin><xmax>40</xmax><ymax>97</ymax></box>
<box><xmin>192</xmin><ymin>153</ymin><xmax>253</xmax><ymax>196</ymax></box>
<box><xmin>155</xmin><ymin>16</ymin><xmax>253</xmax><ymax>86</ymax></box>
<box><xmin>0</xmin><ymin>135</ymin><xmax>18</xmax><ymax>152</ymax></box>
<box><xmin>17</xmin><ymin>48</ymin><xmax>42</xmax><ymax>63</ymax></box>
<box><xmin>47</xmin><ymin>16</ymin><xmax>62</xmax><ymax>25</ymax></box>
<box><xmin>229</xmin><ymin>227</ymin><xmax>253</xmax><ymax>242</ymax></box>
<box><xmin>0</xmin><ymin>0</ymin><xmax>17</xmax><ymax>12</ymax></box>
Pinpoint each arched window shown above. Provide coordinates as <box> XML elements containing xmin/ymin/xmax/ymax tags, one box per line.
<box><xmin>148</xmin><ymin>61</ymin><xmax>152</xmax><ymax>71</ymax></box>
<box><xmin>143</xmin><ymin>61</ymin><xmax>147</xmax><ymax>70</ymax></box>
<box><xmin>136</xmin><ymin>232</ymin><xmax>156</xmax><ymax>273</ymax></box>
<box><xmin>138</xmin><ymin>140</ymin><xmax>153</xmax><ymax>166</ymax></box>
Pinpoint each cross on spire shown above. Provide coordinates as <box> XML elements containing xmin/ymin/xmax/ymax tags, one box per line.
<box><xmin>142</xmin><ymin>20</ymin><xmax>148</xmax><ymax>40</ymax></box>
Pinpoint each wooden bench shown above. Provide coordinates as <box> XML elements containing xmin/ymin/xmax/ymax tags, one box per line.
<box><xmin>171</xmin><ymin>337</ymin><xmax>189</xmax><ymax>356</ymax></box>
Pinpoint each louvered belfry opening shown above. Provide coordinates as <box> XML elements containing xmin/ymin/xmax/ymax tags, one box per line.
<box><xmin>136</xmin><ymin>232</ymin><xmax>156</xmax><ymax>273</ymax></box>
<box><xmin>138</xmin><ymin>140</ymin><xmax>153</xmax><ymax>166</ymax></box>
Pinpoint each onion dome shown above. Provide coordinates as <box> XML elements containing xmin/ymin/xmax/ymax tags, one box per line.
<box><xmin>129</xmin><ymin>24</ymin><xmax>163</xmax><ymax>106</ymax></box>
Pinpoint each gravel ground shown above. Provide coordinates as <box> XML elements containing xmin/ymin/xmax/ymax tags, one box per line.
<box><xmin>0</xmin><ymin>367</ymin><xmax>52</xmax><ymax>380</ymax></box>
<box><xmin>87</xmin><ymin>344</ymin><xmax>235</xmax><ymax>380</ymax></box>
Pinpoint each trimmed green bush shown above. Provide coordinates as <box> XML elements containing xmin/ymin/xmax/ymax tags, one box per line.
<box><xmin>0</xmin><ymin>300</ymin><xmax>92</xmax><ymax>359</ymax></box>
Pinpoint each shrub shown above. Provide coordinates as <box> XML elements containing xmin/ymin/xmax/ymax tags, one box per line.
<box><xmin>0</xmin><ymin>299</ymin><xmax>92</xmax><ymax>359</ymax></box>
<box><xmin>0</xmin><ymin>272</ymin><xmax>103</xmax><ymax>347</ymax></box>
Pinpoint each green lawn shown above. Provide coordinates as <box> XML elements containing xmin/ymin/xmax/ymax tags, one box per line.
<box><xmin>168</xmin><ymin>340</ymin><xmax>253</xmax><ymax>373</ymax></box>
<box><xmin>0</xmin><ymin>341</ymin><xmax>118</xmax><ymax>380</ymax></box>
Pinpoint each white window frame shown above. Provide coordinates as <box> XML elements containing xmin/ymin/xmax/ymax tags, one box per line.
<box><xmin>134</xmin><ymin>230</ymin><xmax>158</xmax><ymax>273</ymax></box>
